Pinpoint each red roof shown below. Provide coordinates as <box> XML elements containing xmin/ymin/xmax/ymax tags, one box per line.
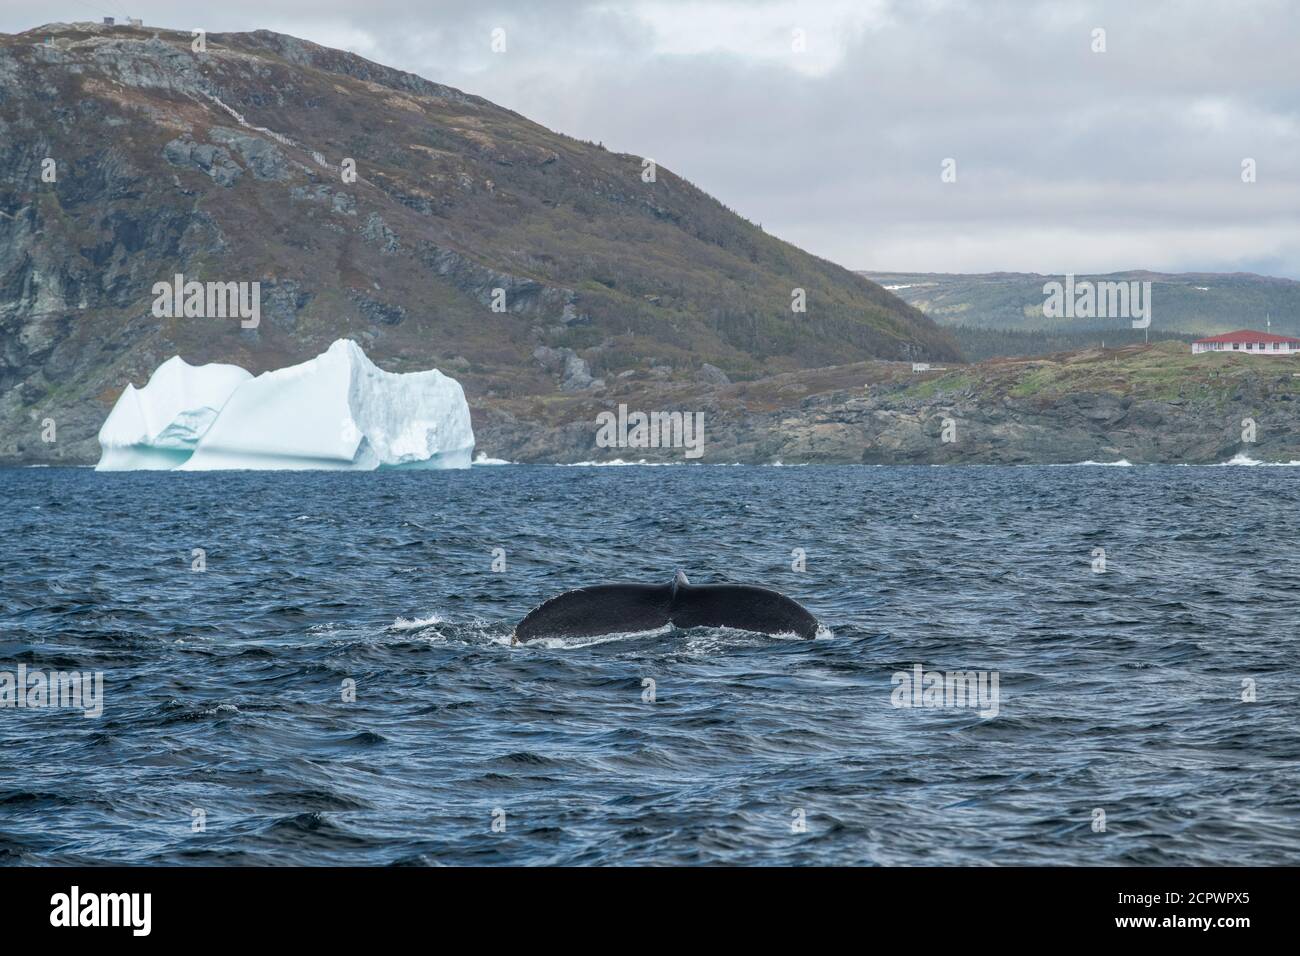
<box><xmin>1193</xmin><ymin>329</ymin><xmax>1300</xmax><ymax>344</ymax></box>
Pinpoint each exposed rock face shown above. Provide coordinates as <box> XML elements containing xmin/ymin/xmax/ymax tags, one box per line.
<box><xmin>0</xmin><ymin>21</ymin><xmax>959</xmax><ymax>466</ymax></box>
<box><xmin>208</xmin><ymin>128</ymin><xmax>290</xmax><ymax>181</ymax></box>
<box><xmin>560</xmin><ymin>353</ymin><xmax>598</xmax><ymax>392</ymax></box>
<box><xmin>698</xmin><ymin>363</ymin><xmax>730</xmax><ymax>386</ymax></box>
<box><xmin>532</xmin><ymin>345</ymin><xmax>601</xmax><ymax>391</ymax></box>
<box><xmin>163</xmin><ymin>137</ymin><xmax>243</xmax><ymax>186</ymax></box>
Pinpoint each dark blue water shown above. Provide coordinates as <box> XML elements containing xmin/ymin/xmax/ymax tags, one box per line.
<box><xmin>2</xmin><ymin>464</ymin><xmax>1298</xmax><ymax>865</ymax></box>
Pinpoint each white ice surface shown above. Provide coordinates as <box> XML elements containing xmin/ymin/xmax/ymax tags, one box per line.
<box><xmin>180</xmin><ymin>339</ymin><xmax>474</xmax><ymax>470</ymax></box>
<box><xmin>95</xmin><ymin>357</ymin><xmax>252</xmax><ymax>470</ymax></box>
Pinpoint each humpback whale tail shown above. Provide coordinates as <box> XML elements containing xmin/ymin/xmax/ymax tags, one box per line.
<box><xmin>513</xmin><ymin>571</ymin><xmax>819</xmax><ymax>643</ymax></box>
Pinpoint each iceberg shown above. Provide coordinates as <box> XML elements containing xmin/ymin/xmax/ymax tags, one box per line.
<box><xmin>95</xmin><ymin>339</ymin><xmax>475</xmax><ymax>471</ymax></box>
<box><xmin>96</xmin><ymin>357</ymin><xmax>252</xmax><ymax>470</ymax></box>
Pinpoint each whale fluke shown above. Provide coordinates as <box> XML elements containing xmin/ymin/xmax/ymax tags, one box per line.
<box><xmin>513</xmin><ymin>571</ymin><xmax>819</xmax><ymax>643</ymax></box>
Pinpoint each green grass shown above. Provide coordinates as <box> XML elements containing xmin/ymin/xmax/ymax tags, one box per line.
<box><xmin>905</xmin><ymin>371</ymin><xmax>976</xmax><ymax>398</ymax></box>
<box><xmin>998</xmin><ymin>343</ymin><xmax>1300</xmax><ymax>403</ymax></box>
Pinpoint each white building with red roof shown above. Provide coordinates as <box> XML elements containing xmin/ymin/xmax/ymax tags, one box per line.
<box><xmin>1191</xmin><ymin>330</ymin><xmax>1300</xmax><ymax>355</ymax></box>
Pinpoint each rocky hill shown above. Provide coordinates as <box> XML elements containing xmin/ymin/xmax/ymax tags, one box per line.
<box><xmin>0</xmin><ymin>21</ymin><xmax>959</xmax><ymax>466</ymax></box>
<box><xmin>484</xmin><ymin>341</ymin><xmax>1300</xmax><ymax>465</ymax></box>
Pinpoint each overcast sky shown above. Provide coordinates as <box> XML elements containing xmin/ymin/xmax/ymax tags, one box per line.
<box><xmin>7</xmin><ymin>1</ymin><xmax>1299</xmax><ymax>277</ymax></box>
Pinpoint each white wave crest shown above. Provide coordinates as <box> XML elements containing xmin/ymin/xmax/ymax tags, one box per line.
<box><xmin>389</xmin><ymin>614</ymin><xmax>445</xmax><ymax>631</ymax></box>
<box><xmin>1212</xmin><ymin>453</ymin><xmax>1300</xmax><ymax>467</ymax></box>
<box><xmin>514</xmin><ymin>623</ymin><xmax>675</xmax><ymax>649</ymax></box>
<box><xmin>557</xmin><ymin>458</ymin><xmax>686</xmax><ymax>467</ymax></box>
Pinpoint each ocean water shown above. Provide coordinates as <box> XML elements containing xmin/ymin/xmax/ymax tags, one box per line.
<box><xmin>1</xmin><ymin>464</ymin><xmax>1298</xmax><ymax>865</ymax></box>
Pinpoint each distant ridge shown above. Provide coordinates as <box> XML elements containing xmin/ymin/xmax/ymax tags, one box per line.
<box><xmin>859</xmin><ymin>270</ymin><xmax>1300</xmax><ymax>336</ymax></box>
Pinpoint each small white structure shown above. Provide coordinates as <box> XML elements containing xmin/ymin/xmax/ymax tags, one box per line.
<box><xmin>1192</xmin><ymin>330</ymin><xmax>1300</xmax><ymax>355</ymax></box>
<box><xmin>911</xmin><ymin>362</ymin><xmax>931</xmax><ymax>372</ymax></box>
<box><xmin>129</xmin><ymin>18</ymin><xmax>143</xmax><ymax>27</ymax></box>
